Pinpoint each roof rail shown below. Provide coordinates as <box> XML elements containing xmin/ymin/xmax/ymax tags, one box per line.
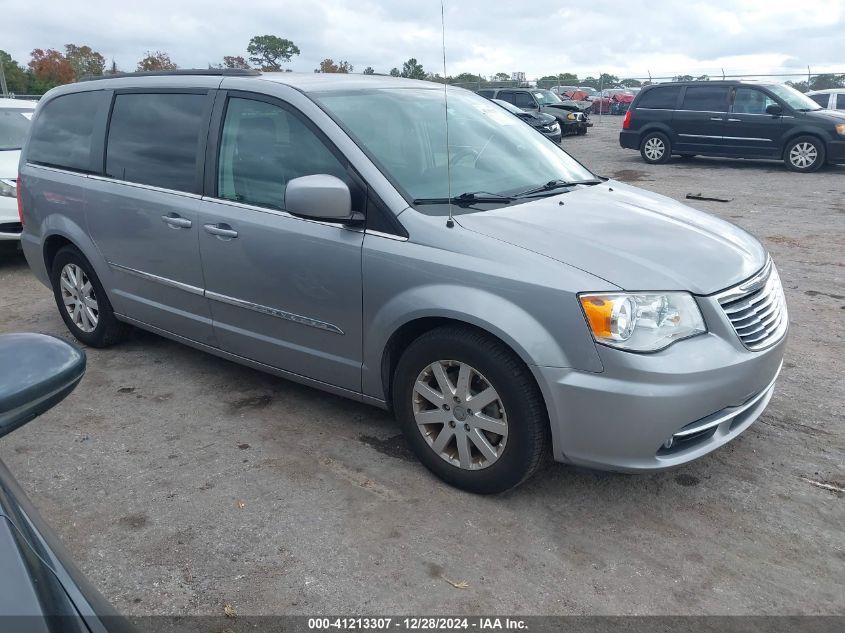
<box><xmin>80</xmin><ymin>69</ymin><xmax>261</xmax><ymax>82</ymax></box>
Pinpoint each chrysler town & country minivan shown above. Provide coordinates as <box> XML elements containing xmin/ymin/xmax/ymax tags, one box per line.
<box><xmin>19</xmin><ymin>70</ymin><xmax>787</xmax><ymax>493</ymax></box>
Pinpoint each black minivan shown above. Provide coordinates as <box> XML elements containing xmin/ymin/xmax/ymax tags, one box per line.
<box><xmin>619</xmin><ymin>81</ymin><xmax>845</xmax><ymax>172</ymax></box>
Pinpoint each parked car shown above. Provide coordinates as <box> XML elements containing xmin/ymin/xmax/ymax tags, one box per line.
<box><xmin>619</xmin><ymin>81</ymin><xmax>845</xmax><ymax>172</ymax></box>
<box><xmin>578</xmin><ymin>86</ymin><xmax>598</xmax><ymax>98</ymax></box>
<box><xmin>0</xmin><ymin>98</ymin><xmax>37</xmax><ymax>247</ymax></box>
<box><xmin>21</xmin><ymin>71</ymin><xmax>786</xmax><ymax>493</ymax></box>
<box><xmin>0</xmin><ymin>333</ymin><xmax>132</xmax><ymax>631</ymax></box>
<box><xmin>491</xmin><ymin>98</ymin><xmax>562</xmax><ymax>142</ymax></box>
<box><xmin>592</xmin><ymin>89</ymin><xmax>635</xmax><ymax>114</ymax></box>
<box><xmin>550</xmin><ymin>85</ymin><xmax>579</xmax><ymax>98</ymax></box>
<box><xmin>805</xmin><ymin>89</ymin><xmax>845</xmax><ymax>111</ymax></box>
<box><xmin>476</xmin><ymin>87</ymin><xmax>590</xmax><ymax>135</ymax></box>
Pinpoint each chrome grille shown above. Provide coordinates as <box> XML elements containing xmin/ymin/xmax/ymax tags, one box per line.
<box><xmin>717</xmin><ymin>260</ymin><xmax>788</xmax><ymax>351</ymax></box>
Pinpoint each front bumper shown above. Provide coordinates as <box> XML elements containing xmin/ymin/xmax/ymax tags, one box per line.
<box><xmin>0</xmin><ymin>198</ymin><xmax>21</xmax><ymax>241</ymax></box>
<box><xmin>532</xmin><ymin>295</ymin><xmax>787</xmax><ymax>471</ymax></box>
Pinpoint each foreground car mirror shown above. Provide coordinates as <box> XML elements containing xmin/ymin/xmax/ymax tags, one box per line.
<box><xmin>766</xmin><ymin>103</ymin><xmax>783</xmax><ymax>116</ymax></box>
<box><xmin>0</xmin><ymin>333</ymin><xmax>86</xmax><ymax>439</ymax></box>
<box><xmin>285</xmin><ymin>174</ymin><xmax>354</xmax><ymax>222</ymax></box>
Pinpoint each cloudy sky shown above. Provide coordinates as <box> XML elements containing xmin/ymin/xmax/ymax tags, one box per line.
<box><xmin>4</xmin><ymin>0</ymin><xmax>844</xmax><ymax>79</ymax></box>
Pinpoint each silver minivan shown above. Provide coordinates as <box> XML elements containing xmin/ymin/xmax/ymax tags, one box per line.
<box><xmin>19</xmin><ymin>70</ymin><xmax>787</xmax><ymax>493</ymax></box>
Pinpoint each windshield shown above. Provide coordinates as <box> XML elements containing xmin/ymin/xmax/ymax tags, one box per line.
<box><xmin>766</xmin><ymin>84</ymin><xmax>823</xmax><ymax>111</ymax></box>
<box><xmin>533</xmin><ymin>90</ymin><xmax>561</xmax><ymax>105</ymax></box>
<box><xmin>0</xmin><ymin>109</ymin><xmax>34</xmax><ymax>151</ymax></box>
<box><xmin>315</xmin><ymin>88</ymin><xmax>594</xmax><ymax>213</ymax></box>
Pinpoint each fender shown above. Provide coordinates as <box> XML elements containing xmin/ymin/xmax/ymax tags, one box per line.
<box><xmin>361</xmin><ymin>283</ymin><xmax>604</xmax><ymax>400</ymax></box>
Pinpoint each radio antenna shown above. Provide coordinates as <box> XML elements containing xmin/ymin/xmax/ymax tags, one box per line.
<box><xmin>440</xmin><ymin>0</ymin><xmax>454</xmax><ymax>228</ymax></box>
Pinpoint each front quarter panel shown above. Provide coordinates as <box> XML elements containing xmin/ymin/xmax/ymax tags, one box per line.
<box><xmin>361</xmin><ymin>210</ymin><xmax>614</xmax><ymax>400</ymax></box>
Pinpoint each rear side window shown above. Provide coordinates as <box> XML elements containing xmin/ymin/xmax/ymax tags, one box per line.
<box><xmin>681</xmin><ymin>86</ymin><xmax>729</xmax><ymax>112</ymax></box>
<box><xmin>808</xmin><ymin>94</ymin><xmax>830</xmax><ymax>108</ymax></box>
<box><xmin>477</xmin><ymin>90</ymin><xmax>495</xmax><ymax>99</ymax></box>
<box><xmin>636</xmin><ymin>86</ymin><xmax>680</xmax><ymax>109</ymax></box>
<box><xmin>106</xmin><ymin>93</ymin><xmax>207</xmax><ymax>193</ymax></box>
<box><xmin>27</xmin><ymin>91</ymin><xmax>107</xmax><ymax>171</ymax></box>
<box><xmin>835</xmin><ymin>94</ymin><xmax>845</xmax><ymax>111</ymax></box>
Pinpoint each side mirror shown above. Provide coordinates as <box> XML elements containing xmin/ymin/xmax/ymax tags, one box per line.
<box><xmin>285</xmin><ymin>174</ymin><xmax>354</xmax><ymax>222</ymax></box>
<box><xmin>766</xmin><ymin>103</ymin><xmax>783</xmax><ymax>116</ymax></box>
<box><xmin>0</xmin><ymin>333</ymin><xmax>86</xmax><ymax>439</ymax></box>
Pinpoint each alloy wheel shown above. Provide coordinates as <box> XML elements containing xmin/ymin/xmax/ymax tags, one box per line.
<box><xmin>789</xmin><ymin>142</ymin><xmax>818</xmax><ymax>169</ymax></box>
<box><xmin>644</xmin><ymin>137</ymin><xmax>665</xmax><ymax>161</ymax></box>
<box><xmin>60</xmin><ymin>263</ymin><xmax>99</xmax><ymax>333</ymax></box>
<box><xmin>412</xmin><ymin>360</ymin><xmax>508</xmax><ymax>470</ymax></box>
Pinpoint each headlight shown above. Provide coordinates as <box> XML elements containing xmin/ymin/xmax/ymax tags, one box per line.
<box><xmin>836</xmin><ymin>123</ymin><xmax>845</xmax><ymax>136</ymax></box>
<box><xmin>0</xmin><ymin>179</ymin><xmax>16</xmax><ymax>198</ymax></box>
<box><xmin>567</xmin><ymin>112</ymin><xmax>577</xmax><ymax>120</ymax></box>
<box><xmin>579</xmin><ymin>292</ymin><xmax>706</xmax><ymax>352</ymax></box>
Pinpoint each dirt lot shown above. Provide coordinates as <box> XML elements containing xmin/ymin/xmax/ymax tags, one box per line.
<box><xmin>1</xmin><ymin>117</ymin><xmax>843</xmax><ymax>617</ymax></box>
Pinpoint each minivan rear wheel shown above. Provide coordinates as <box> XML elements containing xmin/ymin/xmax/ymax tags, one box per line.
<box><xmin>392</xmin><ymin>325</ymin><xmax>549</xmax><ymax>494</ymax></box>
<box><xmin>784</xmin><ymin>136</ymin><xmax>825</xmax><ymax>173</ymax></box>
<box><xmin>50</xmin><ymin>246</ymin><xmax>131</xmax><ymax>348</ymax></box>
<box><xmin>640</xmin><ymin>132</ymin><xmax>671</xmax><ymax>164</ymax></box>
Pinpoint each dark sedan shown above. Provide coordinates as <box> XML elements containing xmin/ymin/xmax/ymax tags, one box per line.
<box><xmin>476</xmin><ymin>87</ymin><xmax>591</xmax><ymax>135</ymax></box>
<box><xmin>0</xmin><ymin>333</ymin><xmax>133</xmax><ymax>632</ymax></box>
<box><xmin>491</xmin><ymin>98</ymin><xmax>562</xmax><ymax>142</ymax></box>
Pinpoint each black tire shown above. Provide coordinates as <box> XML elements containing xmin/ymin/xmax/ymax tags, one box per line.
<box><xmin>640</xmin><ymin>131</ymin><xmax>671</xmax><ymax>164</ymax></box>
<box><xmin>784</xmin><ymin>136</ymin><xmax>825</xmax><ymax>173</ymax></box>
<box><xmin>392</xmin><ymin>325</ymin><xmax>549</xmax><ymax>494</ymax></box>
<box><xmin>50</xmin><ymin>245</ymin><xmax>131</xmax><ymax>348</ymax></box>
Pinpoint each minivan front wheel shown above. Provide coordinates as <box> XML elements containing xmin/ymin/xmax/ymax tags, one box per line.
<box><xmin>640</xmin><ymin>132</ymin><xmax>671</xmax><ymax>164</ymax></box>
<box><xmin>51</xmin><ymin>246</ymin><xmax>130</xmax><ymax>348</ymax></box>
<box><xmin>393</xmin><ymin>325</ymin><xmax>549</xmax><ymax>494</ymax></box>
<box><xmin>784</xmin><ymin>136</ymin><xmax>825</xmax><ymax>172</ymax></box>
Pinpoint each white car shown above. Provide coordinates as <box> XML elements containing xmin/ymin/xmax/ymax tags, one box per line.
<box><xmin>806</xmin><ymin>89</ymin><xmax>845</xmax><ymax>111</ymax></box>
<box><xmin>0</xmin><ymin>98</ymin><xmax>37</xmax><ymax>244</ymax></box>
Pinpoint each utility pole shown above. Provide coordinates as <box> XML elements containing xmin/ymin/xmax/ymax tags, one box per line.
<box><xmin>0</xmin><ymin>59</ymin><xmax>8</xmax><ymax>97</ymax></box>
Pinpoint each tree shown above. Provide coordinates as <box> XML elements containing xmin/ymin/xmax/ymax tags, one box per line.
<box><xmin>315</xmin><ymin>58</ymin><xmax>353</xmax><ymax>73</ymax></box>
<box><xmin>363</xmin><ymin>66</ymin><xmax>375</xmax><ymax>75</ymax></box>
<box><xmin>673</xmin><ymin>74</ymin><xmax>694</xmax><ymax>82</ymax></box>
<box><xmin>786</xmin><ymin>80</ymin><xmax>809</xmax><ymax>93</ymax></box>
<box><xmin>247</xmin><ymin>35</ymin><xmax>300</xmax><ymax>70</ymax></box>
<box><xmin>137</xmin><ymin>51</ymin><xmax>177</xmax><ymax>72</ymax></box>
<box><xmin>619</xmin><ymin>78</ymin><xmax>642</xmax><ymax>87</ymax></box>
<box><xmin>64</xmin><ymin>44</ymin><xmax>105</xmax><ymax>80</ymax></box>
<box><xmin>389</xmin><ymin>67</ymin><xmax>401</xmax><ymax>77</ymax></box>
<box><xmin>493</xmin><ymin>72</ymin><xmax>510</xmax><ymax>82</ymax></box>
<box><xmin>809</xmin><ymin>73</ymin><xmax>845</xmax><ymax>90</ymax></box>
<box><xmin>222</xmin><ymin>55</ymin><xmax>250</xmax><ymax>69</ymax></box>
<box><xmin>400</xmin><ymin>58</ymin><xmax>426</xmax><ymax>80</ymax></box>
<box><xmin>28</xmin><ymin>49</ymin><xmax>74</xmax><ymax>89</ymax></box>
<box><xmin>0</xmin><ymin>50</ymin><xmax>31</xmax><ymax>94</ymax></box>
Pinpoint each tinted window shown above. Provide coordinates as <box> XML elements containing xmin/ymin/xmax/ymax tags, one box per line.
<box><xmin>28</xmin><ymin>91</ymin><xmax>106</xmax><ymax>171</ymax></box>
<box><xmin>217</xmin><ymin>98</ymin><xmax>345</xmax><ymax>210</ymax></box>
<box><xmin>512</xmin><ymin>91</ymin><xmax>536</xmax><ymax>108</ymax></box>
<box><xmin>732</xmin><ymin>88</ymin><xmax>777</xmax><ymax>114</ymax></box>
<box><xmin>477</xmin><ymin>90</ymin><xmax>495</xmax><ymax>99</ymax></box>
<box><xmin>837</xmin><ymin>94</ymin><xmax>845</xmax><ymax>111</ymax></box>
<box><xmin>637</xmin><ymin>86</ymin><xmax>681</xmax><ymax>109</ymax></box>
<box><xmin>496</xmin><ymin>91</ymin><xmax>515</xmax><ymax>105</ymax></box>
<box><xmin>808</xmin><ymin>94</ymin><xmax>830</xmax><ymax>108</ymax></box>
<box><xmin>0</xmin><ymin>108</ymin><xmax>33</xmax><ymax>151</ymax></box>
<box><xmin>681</xmin><ymin>86</ymin><xmax>729</xmax><ymax>112</ymax></box>
<box><xmin>106</xmin><ymin>93</ymin><xmax>206</xmax><ymax>192</ymax></box>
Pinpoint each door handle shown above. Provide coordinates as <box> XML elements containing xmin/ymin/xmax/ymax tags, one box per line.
<box><xmin>710</xmin><ymin>117</ymin><xmax>724</xmax><ymax>121</ymax></box>
<box><xmin>203</xmin><ymin>223</ymin><xmax>238</xmax><ymax>239</ymax></box>
<box><xmin>727</xmin><ymin>118</ymin><xmax>741</xmax><ymax>122</ymax></box>
<box><xmin>161</xmin><ymin>214</ymin><xmax>192</xmax><ymax>229</ymax></box>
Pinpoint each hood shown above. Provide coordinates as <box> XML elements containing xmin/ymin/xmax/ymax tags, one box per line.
<box><xmin>455</xmin><ymin>180</ymin><xmax>767</xmax><ymax>295</ymax></box>
<box><xmin>526</xmin><ymin>111</ymin><xmax>557</xmax><ymax>125</ymax></box>
<box><xmin>802</xmin><ymin>108</ymin><xmax>845</xmax><ymax>124</ymax></box>
<box><xmin>544</xmin><ymin>102</ymin><xmax>590</xmax><ymax>113</ymax></box>
<box><xmin>0</xmin><ymin>149</ymin><xmax>21</xmax><ymax>179</ymax></box>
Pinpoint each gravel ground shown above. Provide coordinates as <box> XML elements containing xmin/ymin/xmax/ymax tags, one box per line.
<box><xmin>0</xmin><ymin>116</ymin><xmax>843</xmax><ymax>618</ymax></box>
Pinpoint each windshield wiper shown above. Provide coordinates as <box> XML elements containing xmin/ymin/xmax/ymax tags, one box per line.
<box><xmin>413</xmin><ymin>191</ymin><xmax>515</xmax><ymax>205</ymax></box>
<box><xmin>512</xmin><ymin>178</ymin><xmax>603</xmax><ymax>198</ymax></box>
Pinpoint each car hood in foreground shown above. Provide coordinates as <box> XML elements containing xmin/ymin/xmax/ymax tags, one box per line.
<box><xmin>455</xmin><ymin>180</ymin><xmax>767</xmax><ymax>295</ymax></box>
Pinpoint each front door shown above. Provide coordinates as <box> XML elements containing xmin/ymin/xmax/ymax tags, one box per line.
<box><xmin>672</xmin><ymin>85</ymin><xmax>730</xmax><ymax>153</ymax></box>
<box><xmin>198</xmin><ymin>94</ymin><xmax>364</xmax><ymax>392</ymax></box>
<box><xmin>85</xmin><ymin>91</ymin><xmax>215</xmax><ymax>344</ymax></box>
<box><xmin>721</xmin><ymin>86</ymin><xmax>785</xmax><ymax>158</ymax></box>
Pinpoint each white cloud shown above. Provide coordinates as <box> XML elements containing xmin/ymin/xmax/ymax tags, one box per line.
<box><xmin>1</xmin><ymin>0</ymin><xmax>843</xmax><ymax>79</ymax></box>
